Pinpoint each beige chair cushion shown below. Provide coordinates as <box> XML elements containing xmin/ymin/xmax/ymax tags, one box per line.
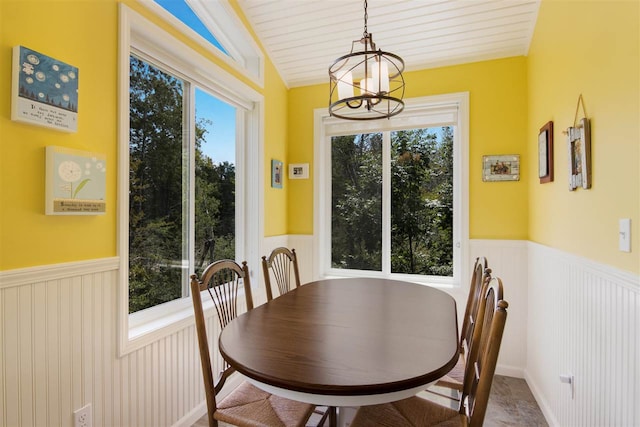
<box><xmin>351</xmin><ymin>396</ymin><xmax>463</xmax><ymax>427</ymax></box>
<box><xmin>215</xmin><ymin>381</ymin><xmax>315</xmax><ymax>427</ymax></box>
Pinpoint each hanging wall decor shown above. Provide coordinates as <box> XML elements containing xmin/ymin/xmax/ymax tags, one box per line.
<box><xmin>482</xmin><ymin>155</ymin><xmax>520</xmax><ymax>182</ymax></box>
<box><xmin>289</xmin><ymin>163</ymin><xmax>309</xmax><ymax>180</ymax></box>
<box><xmin>46</xmin><ymin>146</ymin><xmax>106</xmax><ymax>215</ymax></box>
<box><xmin>538</xmin><ymin>121</ymin><xmax>554</xmax><ymax>183</ymax></box>
<box><xmin>12</xmin><ymin>46</ymin><xmax>79</xmax><ymax>132</ymax></box>
<box><xmin>271</xmin><ymin>159</ymin><xmax>283</xmax><ymax>189</ymax></box>
<box><xmin>566</xmin><ymin>95</ymin><xmax>591</xmax><ymax>190</ymax></box>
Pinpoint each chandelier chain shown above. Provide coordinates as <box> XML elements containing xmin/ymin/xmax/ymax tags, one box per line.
<box><xmin>363</xmin><ymin>0</ymin><xmax>368</xmax><ymax>38</ymax></box>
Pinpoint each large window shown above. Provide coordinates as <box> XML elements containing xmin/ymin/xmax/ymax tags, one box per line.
<box><xmin>315</xmin><ymin>94</ymin><xmax>469</xmax><ymax>285</ymax></box>
<box><xmin>118</xmin><ymin>5</ymin><xmax>262</xmax><ymax>354</ymax></box>
<box><xmin>331</xmin><ymin>127</ymin><xmax>454</xmax><ymax>276</ymax></box>
<box><xmin>128</xmin><ymin>55</ymin><xmax>237</xmax><ymax>314</ymax></box>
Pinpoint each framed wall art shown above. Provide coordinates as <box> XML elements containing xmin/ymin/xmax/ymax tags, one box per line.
<box><xmin>12</xmin><ymin>46</ymin><xmax>79</xmax><ymax>132</ymax></box>
<box><xmin>567</xmin><ymin>117</ymin><xmax>591</xmax><ymax>190</ymax></box>
<box><xmin>538</xmin><ymin>121</ymin><xmax>554</xmax><ymax>183</ymax></box>
<box><xmin>482</xmin><ymin>155</ymin><xmax>520</xmax><ymax>182</ymax></box>
<box><xmin>271</xmin><ymin>159</ymin><xmax>283</xmax><ymax>189</ymax></box>
<box><xmin>46</xmin><ymin>146</ymin><xmax>106</xmax><ymax>215</ymax></box>
<box><xmin>289</xmin><ymin>163</ymin><xmax>309</xmax><ymax>179</ymax></box>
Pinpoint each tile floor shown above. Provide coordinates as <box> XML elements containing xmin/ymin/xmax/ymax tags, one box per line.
<box><xmin>193</xmin><ymin>375</ymin><xmax>548</xmax><ymax>427</ymax></box>
<box><xmin>483</xmin><ymin>375</ymin><xmax>548</xmax><ymax>426</ymax></box>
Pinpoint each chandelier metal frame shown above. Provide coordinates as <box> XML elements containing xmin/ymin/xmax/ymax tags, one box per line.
<box><xmin>328</xmin><ymin>0</ymin><xmax>405</xmax><ymax>120</ymax></box>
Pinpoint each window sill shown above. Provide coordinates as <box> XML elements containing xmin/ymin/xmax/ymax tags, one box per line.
<box><xmin>120</xmin><ymin>295</ymin><xmax>215</xmax><ymax>356</ymax></box>
<box><xmin>120</xmin><ymin>298</ymin><xmax>190</xmax><ymax>355</ymax></box>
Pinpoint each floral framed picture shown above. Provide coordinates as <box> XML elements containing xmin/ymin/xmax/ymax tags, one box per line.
<box><xmin>46</xmin><ymin>146</ymin><xmax>106</xmax><ymax>215</ymax></box>
<box><xmin>567</xmin><ymin>118</ymin><xmax>591</xmax><ymax>190</ymax></box>
<box><xmin>482</xmin><ymin>155</ymin><xmax>520</xmax><ymax>182</ymax></box>
<box><xmin>12</xmin><ymin>46</ymin><xmax>79</xmax><ymax>132</ymax></box>
<box><xmin>271</xmin><ymin>159</ymin><xmax>283</xmax><ymax>189</ymax></box>
<box><xmin>538</xmin><ymin>121</ymin><xmax>554</xmax><ymax>183</ymax></box>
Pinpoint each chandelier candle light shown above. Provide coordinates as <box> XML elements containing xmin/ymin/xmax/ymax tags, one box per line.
<box><xmin>329</xmin><ymin>0</ymin><xmax>405</xmax><ymax>120</ymax></box>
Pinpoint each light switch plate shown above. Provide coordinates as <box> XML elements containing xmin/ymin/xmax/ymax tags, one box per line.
<box><xmin>619</xmin><ymin>218</ymin><xmax>631</xmax><ymax>252</ymax></box>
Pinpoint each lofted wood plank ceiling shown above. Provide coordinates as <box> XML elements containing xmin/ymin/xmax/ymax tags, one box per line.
<box><xmin>236</xmin><ymin>0</ymin><xmax>541</xmax><ymax>88</ymax></box>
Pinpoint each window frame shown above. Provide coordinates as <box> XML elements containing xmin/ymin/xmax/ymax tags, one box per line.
<box><xmin>140</xmin><ymin>0</ymin><xmax>265</xmax><ymax>87</ymax></box>
<box><xmin>313</xmin><ymin>93</ymin><xmax>470</xmax><ymax>288</ymax></box>
<box><xmin>117</xmin><ymin>5</ymin><xmax>263</xmax><ymax>356</ymax></box>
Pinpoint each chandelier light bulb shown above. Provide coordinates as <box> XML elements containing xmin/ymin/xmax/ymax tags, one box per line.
<box><xmin>337</xmin><ymin>70</ymin><xmax>354</xmax><ymax>100</ymax></box>
<box><xmin>374</xmin><ymin>60</ymin><xmax>389</xmax><ymax>94</ymax></box>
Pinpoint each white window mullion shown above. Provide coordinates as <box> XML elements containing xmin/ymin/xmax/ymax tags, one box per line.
<box><xmin>185</xmin><ymin>82</ymin><xmax>196</xmax><ymax>298</ymax></box>
<box><xmin>381</xmin><ymin>132</ymin><xmax>392</xmax><ymax>275</ymax></box>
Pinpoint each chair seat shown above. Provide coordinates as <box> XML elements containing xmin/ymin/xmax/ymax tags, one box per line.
<box><xmin>215</xmin><ymin>381</ymin><xmax>315</xmax><ymax>427</ymax></box>
<box><xmin>350</xmin><ymin>396</ymin><xmax>464</xmax><ymax>427</ymax></box>
<box><xmin>434</xmin><ymin>354</ymin><xmax>465</xmax><ymax>390</ymax></box>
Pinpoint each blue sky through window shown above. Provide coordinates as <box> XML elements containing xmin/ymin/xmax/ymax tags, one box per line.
<box><xmin>196</xmin><ymin>88</ymin><xmax>235</xmax><ymax>165</ymax></box>
<box><xmin>154</xmin><ymin>0</ymin><xmax>235</xmax><ymax>165</ymax></box>
<box><xmin>155</xmin><ymin>0</ymin><xmax>228</xmax><ymax>54</ymax></box>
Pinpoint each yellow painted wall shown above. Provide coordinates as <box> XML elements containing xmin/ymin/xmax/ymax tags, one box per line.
<box><xmin>527</xmin><ymin>0</ymin><xmax>639</xmax><ymax>274</ymax></box>
<box><xmin>262</xmin><ymin>59</ymin><xmax>289</xmax><ymax>236</ymax></box>
<box><xmin>0</xmin><ymin>0</ymin><xmax>288</xmax><ymax>270</ymax></box>
<box><xmin>3</xmin><ymin>0</ymin><xmax>637</xmax><ymax>274</ymax></box>
<box><xmin>288</xmin><ymin>57</ymin><xmax>529</xmax><ymax>238</ymax></box>
<box><xmin>286</xmin><ymin>83</ymin><xmax>323</xmax><ymax>235</ymax></box>
<box><xmin>0</xmin><ymin>0</ymin><xmax>118</xmax><ymax>270</ymax></box>
<box><xmin>224</xmin><ymin>0</ymin><xmax>290</xmax><ymax>236</ymax></box>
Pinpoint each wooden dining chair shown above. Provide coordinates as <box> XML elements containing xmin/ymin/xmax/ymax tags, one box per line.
<box><xmin>433</xmin><ymin>257</ymin><xmax>492</xmax><ymax>396</ymax></box>
<box><xmin>261</xmin><ymin>247</ymin><xmax>301</xmax><ymax>301</ymax></box>
<box><xmin>350</xmin><ymin>277</ymin><xmax>508</xmax><ymax>427</ymax></box>
<box><xmin>190</xmin><ymin>259</ymin><xmax>315</xmax><ymax>427</ymax></box>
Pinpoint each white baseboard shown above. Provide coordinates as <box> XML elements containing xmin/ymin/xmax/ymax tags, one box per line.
<box><xmin>495</xmin><ymin>365</ymin><xmax>524</xmax><ymax>379</ymax></box>
<box><xmin>524</xmin><ymin>369</ymin><xmax>560</xmax><ymax>427</ymax></box>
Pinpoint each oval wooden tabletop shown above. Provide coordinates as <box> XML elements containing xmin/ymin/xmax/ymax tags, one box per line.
<box><xmin>219</xmin><ymin>277</ymin><xmax>459</xmax><ymax>397</ymax></box>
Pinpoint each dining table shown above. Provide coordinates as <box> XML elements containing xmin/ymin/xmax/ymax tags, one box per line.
<box><xmin>218</xmin><ymin>277</ymin><xmax>459</xmax><ymax>426</ymax></box>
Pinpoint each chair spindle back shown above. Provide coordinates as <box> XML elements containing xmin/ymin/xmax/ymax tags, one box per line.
<box><xmin>462</xmin><ymin>276</ymin><xmax>508</xmax><ymax>427</ymax></box>
<box><xmin>190</xmin><ymin>260</ymin><xmax>253</xmax><ymax>426</ymax></box>
<box><xmin>261</xmin><ymin>247</ymin><xmax>301</xmax><ymax>301</ymax></box>
<box><xmin>460</xmin><ymin>257</ymin><xmax>491</xmax><ymax>356</ymax></box>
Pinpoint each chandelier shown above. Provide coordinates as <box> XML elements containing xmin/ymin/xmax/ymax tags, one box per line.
<box><xmin>328</xmin><ymin>0</ymin><xmax>405</xmax><ymax>120</ymax></box>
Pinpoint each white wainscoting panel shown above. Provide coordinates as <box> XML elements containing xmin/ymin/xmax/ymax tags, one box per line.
<box><xmin>469</xmin><ymin>240</ymin><xmax>529</xmax><ymax>378</ymax></box>
<box><xmin>3</xmin><ymin>240</ymin><xmax>637</xmax><ymax>427</ymax></box>
<box><xmin>526</xmin><ymin>242</ymin><xmax>640</xmax><ymax>427</ymax></box>
<box><xmin>285</xmin><ymin>235</ymin><xmax>315</xmax><ymax>284</ymax></box>
<box><xmin>0</xmin><ymin>258</ymin><xmax>235</xmax><ymax>427</ymax></box>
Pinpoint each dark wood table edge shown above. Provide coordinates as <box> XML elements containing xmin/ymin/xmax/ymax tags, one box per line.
<box><xmin>221</xmin><ymin>344</ymin><xmax>459</xmax><ymax>396</ymax></box>
<box><xmin>219</xmin><ymin>278</ymin><xmax>460</xmax><ymax>397</ymax></box>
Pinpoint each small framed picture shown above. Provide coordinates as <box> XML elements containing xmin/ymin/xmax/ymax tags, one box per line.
<box><xmin>538</xmin><ymin>121</ymin><xmax>554</xmax><ymax>183</ymax></box>
<box><xmin>271</xmin><ymin>159</ymin><xmax>283</xmax><ymax>188</ymax></box>
<box><xmin>46</xmin><ymin>146</ymin><xmax>106</xmax><ymax>215</ymax></box>
<box><xmin>567</xmin><ymin>118</ymin><xmax>591</xmax><ymax>190</ymax></box>
<box><xmin>289</xmin><ymin>163</ymin><xmax>309</xmax><ymax>179</ymax></box>
<box><xmin>12</xmin><ymin>46</ymin><xmax>79</xmax><ymax>132</ymax></box>
<box><xmin>482</xmin><ymin>155</ymin><xmax>520</xmax><ymax>182</ymax></box>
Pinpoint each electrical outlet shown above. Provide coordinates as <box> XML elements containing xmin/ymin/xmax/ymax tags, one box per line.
<box><xmin>559</xmin><ymin>374</ymin><xmax>575</xmax><ymax>399</ymax></box>
<box><xmin>74</xmin><ymin>404</ymin><xmax>92</xmax><ymax>427</ymax></box>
